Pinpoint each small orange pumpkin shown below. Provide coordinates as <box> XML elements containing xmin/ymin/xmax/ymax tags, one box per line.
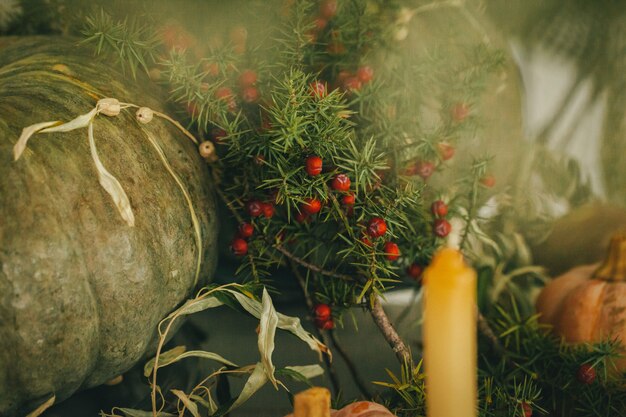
<box><xmin>536</xmin><ymin>233</ymin><xmax>626</xmax><ymax>368</ymax></box>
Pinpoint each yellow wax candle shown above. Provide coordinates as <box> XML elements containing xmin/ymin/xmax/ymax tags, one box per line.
<box><xmin>423</xmin><ymin>248</ymin><xmax>477</xmax><ymax>417</ymax></box>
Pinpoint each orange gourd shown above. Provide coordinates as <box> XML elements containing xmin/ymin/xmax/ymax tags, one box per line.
<box><xmin>536</xmin><ymin>233</ymin><xmax>626</xmax><ymax>368</ymax></box>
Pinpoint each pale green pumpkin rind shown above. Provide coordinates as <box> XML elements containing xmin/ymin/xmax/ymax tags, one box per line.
<box><xmin>0</xmin><ymin>37</ymin><xmax>218</xmax><ymax>416</ymax></box>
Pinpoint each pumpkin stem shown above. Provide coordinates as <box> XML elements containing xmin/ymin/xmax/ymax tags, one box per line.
<box><xmin>593</xmin><ymin>233</ymin><xmax>626</xmax><ymax>281</ymax></box>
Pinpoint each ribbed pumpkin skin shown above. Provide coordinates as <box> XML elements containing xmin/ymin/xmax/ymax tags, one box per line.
<box><xmin>0</xmin><ymin>37</ymin><xmax>218</xmax><ymax>416</ymax></box>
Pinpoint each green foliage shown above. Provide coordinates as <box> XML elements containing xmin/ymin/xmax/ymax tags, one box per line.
<box><xmin>81</xmin><ymin>9</ymin><xmax>161</xmax><ymax>79</ymax></box>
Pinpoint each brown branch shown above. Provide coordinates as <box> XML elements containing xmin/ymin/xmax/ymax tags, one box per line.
<box><xmin>274</xmin><ymin>244</ymin><xmax>352</xmax><ymax>281</ymax></box>
<box><xmin>476</xmin><ymin>307</ymin><xmax>504</xmax><ymax>355</ymax></box>
<box><xmin>328</xmin><ymin>330</ymin><xmax>373</xmax><ymax>398</ymax></box>
<box><xmin>289</xmin><ymin>261</ymin><xmax>342</xmax><ymax>397</ymax></box>
<box><xmin>368</xmin><ymin>296</ymin><xmax>412</xmax><ymax>366</ymax></box>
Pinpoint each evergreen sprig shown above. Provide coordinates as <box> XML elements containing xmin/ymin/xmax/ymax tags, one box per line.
<box><xmin>81</xmin><ymin>8</ymin><xmax>161</xmax><ymax>79</ymax></box>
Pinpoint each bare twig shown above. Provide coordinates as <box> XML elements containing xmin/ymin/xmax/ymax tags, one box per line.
<box><xmin>476</xmin><ymin>307</ymin><xmax>504</xmax><ymax>355</ymax></box>
<box><xmin>275</xmin><ymin>244</ymin><xmax>352</xmax><ymax>281</ymax></box>
<box><xmin>290</xmin><ymin>261</ymin><xmax>342</xmax><ymax>397</ymax></box>
<box><xmin>328</xmin><ymin>330</ymin><xmax>373</xmax><ymax>398</ymax></box>
<box><xmin>368</xmin><ymin>297</ymin><xmax>412</xmax><ymax>366</ymax></box>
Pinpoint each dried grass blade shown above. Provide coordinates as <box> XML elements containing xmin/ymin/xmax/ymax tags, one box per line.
<box><xmin>88</xmin><ymin>120</ymin><xmax>135</xmax><ymax>227</ymax></box>
<box><xmin>13</xmin><ymin>121</ymin><xmax>61</xmax><ymax>160</ymax></box>
<box><xmin>25</xmin><ymin>395</ymin><xmax>55</xmax><ymax>417</ymax></box>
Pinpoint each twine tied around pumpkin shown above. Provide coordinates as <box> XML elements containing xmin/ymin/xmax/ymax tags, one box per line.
<box><xmin>12</xmin><ymin>97</ymin><xmax>203</xmax><ymax>227</ymax></box>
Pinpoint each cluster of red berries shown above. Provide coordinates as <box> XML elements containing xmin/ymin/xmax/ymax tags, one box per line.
<box><xmin>231</xmin><ymin>198</ymin><xmax>276</xmax><ymax>256</ymax></box>
<box><xmin>403</xmin><ymin>141</ymin><xmax>456</xmax><ymax>181</ymax></box>
<box><xmin>362</xmin><ymin>217</ymin><xmax>400</xmax><ymax>262</ymax></box>
<box><xmin>305</xmin><ymin>0</ymin><xmax>338</xmax><ymax>44</ymax></box>
<box><xmin>313</xmin><ymin>303</ymin><xmax>334</xmax><ymax>330</ymax></box>
<box><xmin>299</xmin><ymin>155</ymin><xmax>355</xmax><ymax>221</ymax></box>
<box><xmin>238</xmin><ymin>69</ymin><xmax>260</xmax><ymax>104</ymax></box>
<box><xmin>334</xmin><ymin>65</ymin><xmax>374</xmax><ymax>93</ymax></box>
<box><xmin>431</xmin><ymin>199</ymin><xmax>451</xmax><ymax>238</ymax></box>
<box><xmin>231</xmin><ymin>222</ymin><xmax>255</xmax><ymax>257</ymax></box>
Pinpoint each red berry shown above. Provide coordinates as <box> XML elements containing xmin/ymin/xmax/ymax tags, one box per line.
<box><xmin>302</xmin><ymin>198</ymin><xmax>322</xmax><ymax>215</ymax></box>
<box><xmin>315</xmin><ymin>317</ymin><xmax>335</xmax><ymax>330</ymax></box>
<box><xmin>203</xmin><ymin>61</ymin><xmax>220</xmax><ymax>77</ymax></box>
<box><xmin>238</xmin><ymin>222</ymin><xmax>254</xmax><ymax>238</ymax></box>
<box><xmin>452</xmin><ymin>102</ymin><xmax>470</xmax><ymax>122</ymax></box>
<box><xmin>434</xmin><ymin>218</ymin><xmax>452</xmax><ymax>238</ymax></box>
<box><xmin>342</xmin><ymin>76</ymin><xmax>362</xmax><ymax>92</ymax></box>
<box><xmin>212</xmin><ymin>128</ymin><xmax>227</xmax><ymax>143</ymax></box>
<box><xmin>231</xmin><ymin>238</ymin><xmax>248</xmax><ymax>256</ymax></box>
<box><xmin>215</xmin><ymin>86</ymin><xmax>234</xmax><ymax>101</ymax></box>
<box><xmin>521</xmin><ymin>402</ymin><xmax>532</xmax><ymax>417</ymax></box>
<box><xmin>367</xmin><ymin>217</ymin><xmax>387</xmax><ymax>238</ymax></box>
<box><xmin>215</xmin><ymin>87</ymin><xmax>236</xmax><ymax>111</ymax></box>
<box><xmin>239</xmin><ymin>69</ymin><xmax>258</xmax><ymax>87</ymax></box>
<box><xmin>342</xmin><ymin>194</ymin><xmax>355</xmax><ymax>205</ymax></box>
<box><xmin>480</xmin><ymin>174</ymin><xmax>496</xmax><ymax>188</ymax></box>
<box><xmin>431</xmin><ymin>200</ymin><xmax>449</xmax><ymax>217</ymax></box>
<box><xmin>577</xmin><ymin>364</ymin><xmax>596</xmax><ymax>384</ymax></box>
<box><xmin>406</xmin><ymin>263</ymin><xmax>423</xmax><ymax>280</ymax></box>
<box><xmin>416</xmin><ymin>161</ymin><xmax>435</xmax><ymax>180</ymax></box>
<box><xmin>310</xmin><ymin>81</ymin><xmax>327</xmax><ymax>98</ymax></box>
<box><xmin>361</xmin><ymin>236</ymin><xmax>372</xmax><ymax>247</ymax></box>
<box><xmin>319</xmin><ymin>0</ymin><xmax>338</xmax><ymax>19</ymax></box>
<box><xmin>241</xmin><ymin>86</ymin><xmax>259</xmax><ymax>103</ymax></box>
<box><xmin>262</xmin><ymin>202</ymin><xmax>275</xmax><ymax>218</ymax></box>
<box><xmin>384</xmin><ymin>242</ymin><xmax>400</xmax><ymax>261</ymax></box>
<box><xmin>247</xmin><ymin>200</ymin><xmax>263</xmax><ymax>217</ymax></box>
<box><xmin>295</xmin><ymin>211</ymin><xmax>310</xmax><ymax>224</ymax></box>
<box><xmin>313</xmin><ymin>17</ymin><xmax>328</xmax><ymax>31</ymax></box>
<box><xmin>356</xmin><ymin>66</ymin><xmax>374</xmax><ymax>83</ymax></box>
<box><xmin>314</xmin><ymin>303</ymin><xmax>332</xmax><ymax>320</ymax></box>
<box><xmin>437</xmin><ymin>142</ymin><xmax>455</xmax><ymax>161</ymax></box>
<box><xmin>305</xmin><ymin>155</ymin><xmax>323</xmax><ymax>176</ymax></box>
<box><xmin>331</xmin><ymin>174</ymin><xmax>351</xmax><ymax>191</ymax></box>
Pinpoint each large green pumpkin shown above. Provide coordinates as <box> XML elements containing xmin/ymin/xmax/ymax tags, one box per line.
<box><xmin>0</xmin><ymin>37</ymin><xmax>218</xmax><ymax>416</ymax></box>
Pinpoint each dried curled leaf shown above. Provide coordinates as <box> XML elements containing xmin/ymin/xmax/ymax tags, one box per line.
<box><xmin>171</xmin><ymin>389</ymin><xmax>200</xmax><ymax>417</ymax></box>
<box><xmin>227</xmin><ymin>290</ymin><xmax>330</xmax><ymax>361</ymax></box>
<box><xmin>144</xmin><ymin>347</ymin><xmax>238</xmax><ymax>377</ymax></box>
<box><xmin>13</xmin><ymin>121</ymin><xmax>61</xmax><ymax>160</ymax></box>
<box><xmin>143</xmin><ymin>345</ymin><xmax>187</xmax><ymax>377</ymax></box>
<box><xmin>87</xmin><ymin>121</ymin><xmax>135</xmax><ymax>227</ymax></box>
<box><xmin>228</xmin><ymin>362</ymin><xmax>269</xmax><ymax>412</ymax></box>
<box><xmin>259</xmin><ymin>288</ymin><xmax>279</xmax><ymax>389</ymax></box>
<box><xmin>283</xmin><ymin>365</ymin><xmax>325</xmax><ymax>380</ymax></box>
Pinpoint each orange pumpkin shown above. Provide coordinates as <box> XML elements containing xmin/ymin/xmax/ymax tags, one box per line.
<box><xmin>536</xmin><ymin>233</ymin><xmax>626</xmax><ymax>368</ymax></box>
